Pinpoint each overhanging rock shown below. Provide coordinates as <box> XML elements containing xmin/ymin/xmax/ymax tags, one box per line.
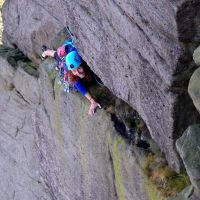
<box><xmin>2</xmin><ymin>0</ymin><xmax>200</xmax><ymax>171</ymax></box>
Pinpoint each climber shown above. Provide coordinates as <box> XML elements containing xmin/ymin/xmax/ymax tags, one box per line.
<box><xmin>42</xmin><ymin>41</ymin><xmax>101</xmax><ymax>116</ymax></box>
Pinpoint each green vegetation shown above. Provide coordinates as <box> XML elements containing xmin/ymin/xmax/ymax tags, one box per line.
<box><xmin>19</xmin><ymin>61</ymin><xmax>39</xmax><ymax>78</ymax></box>
<box><xmin>54</xmin><ymin>81</ymin><xmax>64</xmax><ymax>146</ymax></box>
<box><xmin>0</xmin><ymin>45</ymin><xmax>27</xmax><ymax>63</ymax></box>
<box><xmin>0</xmin><ymin>45</ymin><xmax>39</xmax><ymax>78</ymax></box>
<box><xmin>108</xmin><ymin>135</ymin><xmax>126</xmax><ymax>200</ymax></box>
<box><xmin>48</xmin><ymin>69</ymin><xmax>57</xmax><ymax>85</ymax></box>
<box><xmin>143</xmin><ymin>154</ymin><xmax>191</xmax><ymax>198</ymax></box>
<box><xmin>145</xmin><ymin>178</ymin><xmax>166</xmax><ymax>200</ymax></box>
<box><xmin>112</xmin><ymin>137</ymin><xmax>126</xmax><ymax>200</ymax></box>
<box><xmin>91</xmin><ymin>83</ymin><xmax>191</xmax><ymax>199</ymax></box>
<box><xmin>89</xmin><ymin>85</ymin><xmax>116</xmax><ymax>110</ymax></box>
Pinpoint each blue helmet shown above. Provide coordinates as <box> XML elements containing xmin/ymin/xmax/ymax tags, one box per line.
<box><xmin>65</xmin><ymin>50</ymin><xmax>83</xmax><ymax>70</ymax></box>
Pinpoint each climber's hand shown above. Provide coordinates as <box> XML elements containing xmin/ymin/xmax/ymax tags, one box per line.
<box><xmin>41</xmin><ymin>49</ymin><xmax>56</xmax><ymax>59</ymax></box>
<box><xmin>89</xmin><ymin>100</ymin><xmax>101</xmax><ymax>116</ymax></box>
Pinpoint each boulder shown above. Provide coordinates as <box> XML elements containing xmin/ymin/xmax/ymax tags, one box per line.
<box><xmin>176</xmin><ymin>125</ymin><xmax>200</xmax><ymax>191</ymax></box>
<box><xmin>188</xmin><ymin>67</ymin><xmax>200</xmax><ymax>113</ymax></box>
<box><xmin>193</xmin><ymin>46</ymin><xmax>200</xmax><ymax>66</ymax></box>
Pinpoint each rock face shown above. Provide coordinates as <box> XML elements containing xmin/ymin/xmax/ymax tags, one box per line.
<box><xmin>2</xmin><ymin>0</ymin><xmax>200</xmax><ymax>171</ymax></box>
<box><xmin>0</xmin><ymin>48</ymin><xmax>166</xmax><ymax>200</ymax></box>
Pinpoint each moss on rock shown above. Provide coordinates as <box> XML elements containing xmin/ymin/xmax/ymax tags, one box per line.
<box><xmin>143</xmin><ymin>153</ymin><xmax>190</xmax><ymax>198</ymax></box>
<box><xmin>0</xmin><ymin>45</ymin><xmax>39</xmax><ymax>78</ymax></box>
<box><xmin>108</xmin><ymin>135</ymin><xmax>126</xmax><ymax>200</ymax></box>
<box><xmin>144</xmin><ymin>178</ymin><xmax>166</xmax><ymax>200</ymax></box>
<box><xmin>18</xmin><ymin>61</ymin><xmax>39</xmax><ymax>78</ymax></box>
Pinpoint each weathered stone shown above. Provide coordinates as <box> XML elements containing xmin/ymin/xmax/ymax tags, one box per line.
<box><xmin>176</xmin><ymin>125</ymin><xmax>200</xmax><ymax>191</ymax></box>
<box><xmin>13</xmin><ymin>66</ymin><xmax>40</xmax><ymax>105</ymax></box>
<box><xmin>170</xmin><ymin>186</ymin><xmax>200</xmax><ymax>200</ymax></box>
<box><xmin>0</xmin><ymin>91</ymin><xmax>51</xmax><ymax>200</ymax></box>
<box><xmin>188</xmin><ymin>67</ymin><xmax>200</xmax><ymax>113</ymax></box>
<box><xmin>193</xmin><ymin>46</ymin><xmax>200</xmax><ymax>66</ymax></box>
<box><xmin>2</xmin><ymin>0</ymin><xmax>200</xmax><ymax>171</ymax></box>
<box><xmin>0</xmin><ymin>51</ymin><xmax>168</xmax><ymax>200</ymax></box>
<box><xmin>0</xmin><ymin>56</ymin><xmax>14</xmax><ymax>90</ymax></box>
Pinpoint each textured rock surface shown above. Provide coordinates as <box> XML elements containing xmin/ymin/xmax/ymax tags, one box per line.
<box><xmin>188</xmin><ymin>67</ymin><xmax>200</xmax><ymax>113</ymax></box>
<box><xmin>0</xmin><ymin>53</ymin><xmax>50</xmax><ymax>199</ymax></box>
<box><xmin>176</xmin><ymin>125</ymin><xmax>200</xmax><ymax>191</ymax></box>
<box><xmin>2</xmin><ymin>0</ymin><xmax>200</xmax><ymax>171</ymax></box>
<box><xmin>0</xmin><ymin>49</ymin><xmax>167</xmax><ymax>200</ymax></box>
<box><xmin>0</xmin><ymin>1</ymin><xmax>4</xmax><ymax>44</ymax></box>
<box><xmin>170</xmin><ymin>186</ymin><xmax>200</xmax><ymax>200</ymax></box>
<box><xmin>193</xmin><ymin>46</ymin><xmax>200</xmax><ymax>66</ymax></box>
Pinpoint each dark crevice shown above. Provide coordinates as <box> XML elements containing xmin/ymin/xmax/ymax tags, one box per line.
<box><xmin>173</xmin><ymin>89</ymin><xmax>200</xmax><ymax>141</ymax></box>
<box><xmin>111</xmin><ymin>113</ymin><xmax>127</xmax><ymax>138</ymax></box>
<box><xmin>11</xmin><ymin>43</ymin><xmax>18</xmax><ymax>49</ymax></box>
<box><xmin>177</xmin><ymin>1</ymin><xmax>200</xmax><ymax>43</ymax></box>
<box><xmin>85</xmin><ymin>63</ymin><xmax>151</xmax><ymax>150</ymax></box>
<box><xmin>15</xmin><ymin>89</ymin><xmax>30</xmax><ymax>105</ymax></box>
<box><xmin>110</xmin><ymin>113</ymin><xmax>150</xmax><ymax>150</ymax></box>
<box><xmin>170</xmin><ymin>1</ymin><xmax>200</xmax><ymax>141</ymax></box>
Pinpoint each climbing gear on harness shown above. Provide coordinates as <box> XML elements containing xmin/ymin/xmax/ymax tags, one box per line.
<box><xmin>57</xmin><ymin>46</ymin><xmax>67</xmax><ymax>57</ymax></box>
<box><xmin>63</xmin><ymin>26</ymin><xmax>76</xmax><ymax>47</ymax></box>
<box><xmin>66</xmin><ymin>50</ymin><xmax>83</xmax><ymax>70</ymax></box>
<box><xmin>63</xmin><ymin>81</ymin><xmax>78</xmax><ymax>93</ymax></box>
<box><xmin>63</xmin><ymin>26</ymin><xmax>81</xmax><ymax>68</ymax></box>
<box><xmin>64</xmin><ymin>26</ymin><xmax>74</xmax><ymax>37</ymax></box>
<box><xmin>58</xmin><ymin>67</ymin><xmax>65</xmax><ymax>82</ymax></box>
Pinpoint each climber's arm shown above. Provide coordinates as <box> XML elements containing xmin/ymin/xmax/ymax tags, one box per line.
<box><xmin>74</xmin><ymin>80</ymin><xmax>88</xmax><ymax>96</ymax></box>
<box><xmin>74</xmin><ymin>80</ymin><xmax>101</xmax><ymax>116</ymax></box>
<box><xmin>85</xmin><ymin>92</ymin><xmax>101</xmax><ymax>116</ymax></box>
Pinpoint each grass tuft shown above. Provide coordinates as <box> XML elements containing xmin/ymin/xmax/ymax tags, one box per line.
<box><xmin>143</xmin><ymin>154</ymin><xmax>191</xmax><ymax>198</ymax></box>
